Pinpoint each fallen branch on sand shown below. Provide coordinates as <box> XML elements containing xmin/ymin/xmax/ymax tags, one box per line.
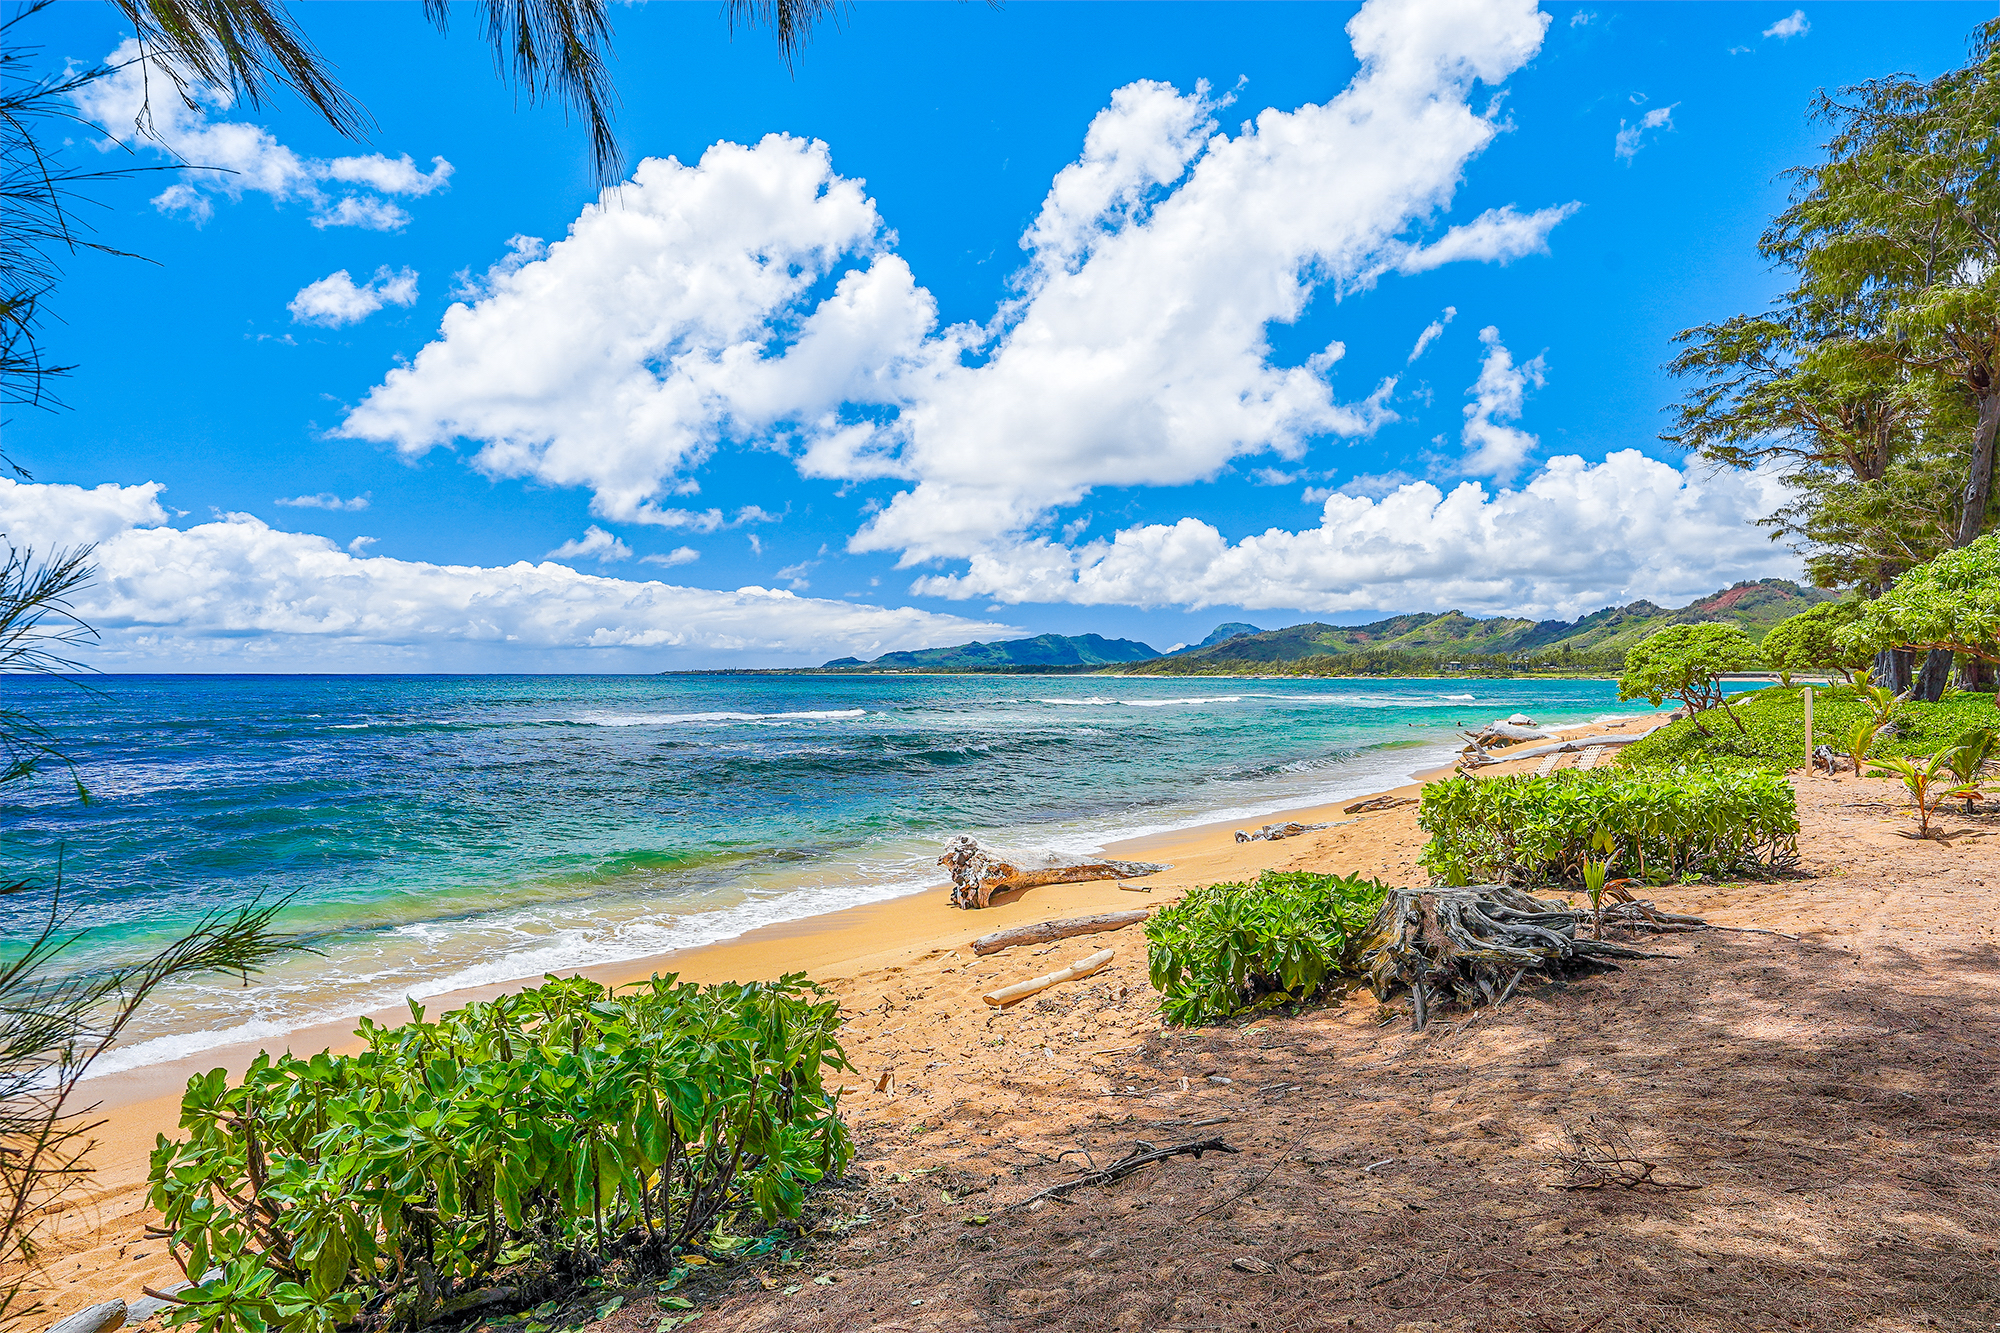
<box><xmin>983</xmin><ymin>948</ymin><xmax>1115</xmax><ymax>1007</ymax></box>
<box><xmin>1556</xmin><ymin>1118</ymin><xmax>1699</xmax><ymax>1192</ymax></box>
<box><xmin>1361</xmin><ymin>885</ymin><xmax>1703</xmax><ymax>1031</ymax></box>
<box><xmin>1344</xmin><ymin>795</ymin><xmax>1418</xmax><ymax>815</ymax></box>
<box><xmin>1007</xmin><ymin>1137</ymin><xmax>1238</xmax><ymax>1209</ymax></box>
<box><xmin>939</xmin><ymin>836</ymin><xmax>1170</xmax><ymax>909</ymax></box>
<box><xmin>970</xmin><ymin>910</ymin><xmax>1149</xmax><ymax>956</ymax></box>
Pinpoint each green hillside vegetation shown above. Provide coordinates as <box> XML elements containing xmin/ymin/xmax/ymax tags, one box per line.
<box><xmin>1618</xmin><ymin>685</ymin><xmax>1998</xmax><ymax>772</ymax></box>
<box><xmin>1120</xmin><ymin>579</ymin><xmax>1833</xmax><ymax>676</ymax></box>
<box><xmin>823</xmin><ymin>632</ymin><xmax>1159</xmax><ymax>670</ymax></box>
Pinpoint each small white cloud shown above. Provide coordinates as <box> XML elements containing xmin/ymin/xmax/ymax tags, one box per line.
<box><xmin>1569</xmin><ymin>10</ymin><xmax>1596</xmax><ymax>26</ymax></box>
<box><xmin>311</xmin><ymin>196</ymin><xmax>412</xmax><ymax>232</ymax></box>
<box><xmin>748</xmin><ymin>534</ymin><xmax>764</xmax><ymax>556</ymax></box>
<box><xmin>641</xmin><ymin>546</ymin><xmax>700</xmax><ymax>567</ymax></box>
<box><xmin>74</xmin><ymin>42</ymin><xmax>453</xmax><ymax>229</ymax></box>
<box><xmin>1763</xmin><ymin>10</ymin><xmax>1809</xmax><ymax>39</ymax></box>
<box><xmin>275</xmin><ymin>492</ymin><xmax>370</xmax><ymax>511</ymax></box>
<box><xmin>1407</xmin><ymin>306</ymin><xmax>1458</xmax><ymax>363</ymax></box>
<box><xmin>1389</xmin><ymin>204</ymin><xmax>1580</xmax><ymax>279</ymax></box>
<box><xmin>774</xmin><ymin>560</ymin><xmax>816</xmax><ymax>590</ymax></box>
<box><xmin>735</xmin><ymin>505</ymin><xmax>784</xmax><ymax>525</ymax></box>
<box><xmin>288</xmin><ymin>267</ymin><xmax>420</xmax><ymax>327</ymax></box>
<box><xmin>347</xmin><ymin>535</ymin><xmax>378</xmax><ymax>554</ymax></box>
<box><xmin>546</xmin><ymin>526</ymin><xmax>634</xmax><ymax>563</ymax></box>
<box><xmin>1460</xmin><ymin>326</ymin><xmax>1544</xmax><ymax>478</ymax></box>
<box><xmin>1249</xmin><ymin>467</ymin><xmax>1296</xmax><ymax>486</ymax></box>
<box><xmin>1614</xmin><ymin>104</ymin><xmax>1677</xmax><ymax>161</ymax></box>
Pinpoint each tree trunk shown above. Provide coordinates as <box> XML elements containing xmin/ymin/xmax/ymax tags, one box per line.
<box><xmin>1953</xmin><ymin>389</ymin><xmax>1999</xmax><ymax>548</ymax></box>
<box><xmin>1914</xmin><ymin>648</ymin><xmax>1954</xmax><ymax>703</ymax></box>
<box><xmin>1874</xmin><ymin>647</ymin><xmax>1914</xmax><ymax>694</ymax></box>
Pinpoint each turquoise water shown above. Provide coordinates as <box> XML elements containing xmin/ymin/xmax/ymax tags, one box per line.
<box><xmin>3</xmin><ymin>673</ymin><xmax>1659</xmax><ymax>1074</ymax></box>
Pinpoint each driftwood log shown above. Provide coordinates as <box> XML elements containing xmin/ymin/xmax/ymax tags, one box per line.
<box><xmin>1343</xmin><ymin>794</ymin><xmax>1417</xmax><ymax>814</ymax></box>
<box><xmin>970</xmin><ymin>910</ymin><xmax>1149</xmax><ymax>956</ymax></box>
<box><xmin>1459</xmin><ymin>732</ymin><xmax>1649</xmax><ymax>769</ymax></box>
<box><xmin>982</xmin><ymin>948</ymin><xmax>1114</xmax><ymax>1007</ymax></box>
<box><xmin>939</xmin><ymin>836</ymin><xmax>1169</xmax><ymax>909</ymax></box>
<box><xmin>1359</xmin><ymin>885</ymin><xmax>1701</xmax><ymax>1030</ymax></box>
<box><xmin>1233</xmin><ymin>820</ymin><xmax>1342</xmax><ymax>844</ymax></box>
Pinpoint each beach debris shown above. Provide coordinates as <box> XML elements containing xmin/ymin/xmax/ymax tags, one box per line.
<box><xmin>873</xmin><ymin>1069</ymin><xmax>894</xmax><ymax>1093</ymax></box>
<box><xmin>1233</xmin><ymin>819</ymin><xmax>1344</xmax><ymax>843</ymax></box>
<box><xmin>1459</xmin><ymin>732</ymin><xmax>1649</xmax><ymax>770</ymax></box>
<box><xmin>1555</xmin><ymin>1118</ymin><xmax>1699</xmax><ymax>1192</ymax></box>
<box><xmin>1468</xmin><ymin>721</ymin><xmax>1557</xmax><ymax>746</ymax></box>
<box><xmin>1505</xmin><ymin>713</ymin><xmax>1538</xmax><ymax>727</ymax></box>
<box><xmin>1006</xmin><ymin>1136</ymin><xmax>1238</xmax><ymax>1210</ymax></box>
<box><xmin>1230</xmin><ymin>1256</ymin><xmax>1277</xmax><ymax>1275</ymax></box>
<box><xmin>970</xmin><ymin>909</ymin><xmax>1150</xmax><ymax>956</ymax></box>
<box><xmin>46</xmin><ymin>1301</ymin><xmax>126</xmax><ymax>1333</ymax></box>
<box><xmin>1360</xmin><ymin>885</ymin><xmax>1709</xmax><ymax>1031</ymax></box>
<box><xmin>1343</xmin><ymin>794</ymin><xmax>1418</xmax><ymax>814</ymax></box>
<box><xmin>983</xmin><ymin>948</ymin><xmax>1115</xmax><ymax>1007</ymax></box>
<box><xmin>939</xmin><ymin>836</ymin><xmax>1170</xmax><ymax>909</ymax></box>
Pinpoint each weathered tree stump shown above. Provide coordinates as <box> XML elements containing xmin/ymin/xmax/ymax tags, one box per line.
<box><xmin>939</xmin><ymin>836</ymin><xmax>1169</xmax><ymax>909</ymax></box>
<box><xmin>1359</xmin><ymin>885</ymin><xmax>1700</xmax><ymax>1030</ymax></box>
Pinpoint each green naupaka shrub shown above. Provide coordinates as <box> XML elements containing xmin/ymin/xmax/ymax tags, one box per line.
<box><xmin>1145</xmin><ymin>870</ymin><xmax>1391</xmax><ymax>1025</ymax></box>
<box><xmin>149</xmin><ymin>973</ymin><xmax>851</xmax><ymax>1333</ymax></box>
<box><xmin>1417</xmin><ymin>768</ymin><xmax>1799</xmax><ymax>889</ymax></box>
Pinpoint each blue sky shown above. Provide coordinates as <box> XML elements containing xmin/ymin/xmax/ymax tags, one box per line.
<box><xmin>9</xmin><ymin>1</ymin><xmax>1992</xmax><ymax>669</ymax></box>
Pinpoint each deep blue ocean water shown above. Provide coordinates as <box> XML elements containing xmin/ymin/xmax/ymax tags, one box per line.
<box><xmin>2</xmin><ymin>673</ymin><xmax>1661</xmax><ymax>1075</ymax></box>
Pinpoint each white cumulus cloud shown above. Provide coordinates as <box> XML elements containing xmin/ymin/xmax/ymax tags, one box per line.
<box><xmin>908</xmin><ymin>452</ymin><xmax>1801</xmax><ymax>618</ymax></box>
<box><xmin>1763</xmin><ymin>10</ymin><xmax>1809</xmax><ymax>40</ymax></box>
<box><xmin>275</xmin><ymin>492</ymin><xmax>370</xmax><ymax>511</ymax></box>
<box><xmin>288</xmin><ymin>267</ymin><xmax>420</xmax><ymax>327</ymax></box>
<box><xmin>74</xmin><ymin>40</ymin><xmax>452</xmax><ymax>228</ymax></box>
<box><xmin>1</xmin><ymin>479</ymin><xmax>1010</xmax><ymax>671</ymax></box>
<box><xmin>338</xmin><ymin>0</ymin><xmax>1575</xmax><ymax>569</ymax></box>
<box><xmin>1615</xmin><ymin>104</ymin><xmax>1677</xmax><ymax>161</ymax></box>
<box><xmin>546</xmin><ymin>526</ymin><xmax>633</xmax><ymax>563</ymax></box>
<box><xmin>1407</xmin><ymin>306</ymin><xmax>1458</xmax><ymax>363</ymax></box>
<box><xmin>642</xmin><ymin>547</ymin><xmax>701</xmax><ymax>567</ymax></box>
<box><xmin>1459</xmin><ymin>326</ymin><xmax>1545</xmax><ymax>477</ymax></box>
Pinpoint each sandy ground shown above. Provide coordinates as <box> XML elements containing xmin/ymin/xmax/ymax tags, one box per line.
<box><xmin>35</xmin><ymin>718</ymin><xmax>2000</xmax><ymax>1332</ymax></box>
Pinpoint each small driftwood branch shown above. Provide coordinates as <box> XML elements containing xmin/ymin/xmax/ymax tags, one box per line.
<box><xmin>1234</xmin><ymin>819</ymin><xmax>1353</xmax><ymax>843</ymax></box>
<box><xmin>1008</xmin><ymin>1137</ymin><xmax>1237</xmax><ymax>1209</ymax></box>
<box><xmin>970</xmin><ymin>910</ymin><xmax>1149</xmax><ymax>956</ymax></box>
<box><xmin>983</xmin><ymin>948</ymin><xmax>1114</xmax><ymax>1007</ymax></box>
<box><xmin>1343</xmin><ymin>795</ymin><xmax>1417</xmax><ymax>815</ymax></box>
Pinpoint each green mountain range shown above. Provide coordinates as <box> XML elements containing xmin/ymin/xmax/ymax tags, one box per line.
<box><xmin>1139</xmin><ymin>579</ymin><xmax>1834</xmax><ymax>670</ymax></box>
<box><xmin>822</xmin><ymin>632</ymin><xmax>1160</xmax><ymax>670</ymax></box>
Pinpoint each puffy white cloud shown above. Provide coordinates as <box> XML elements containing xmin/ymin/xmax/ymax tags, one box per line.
<box><xmin>910</xmin><ymin>452</ymin><xmax>1801</xmax><ymax>618</ymax></box>
<box><xmin>1459</xmin><ymin>326</ymin><xmax>1544</xmax><ymax>477</ymax></box>
<box><xmin>0</xmin><ymin>480</ymin><xmax>1009</xmax><ymax>671</ymax></box>
<box><xmin>1615</xmin><ymin>104</ymin><xmax>1677</xmax><ymax>161</ymax></box>
<box><xmin>275</xmin><ymin>492</ymin><xmax>370</xmax><ymax>511</ymax></box>
<box><xmin>546</xmin><ymin>526</ymin><xmax>633</xmax><ymax>562</ymax></box>
<box><xmin>73</xmin><ymin>41</ymin><xmax>452</xmax><ymax>228</ymax></box>
<box><xmin>288</xmin><ymin>267</ymin><xmax>420</xmax><ymax>327</ymax></box>
<box><xmin>1407</xmin><ymin>306</ymin><xmax>1457</xmax><ymax>363</ymax></box>
<box><xmin>339</xmin><ymin>0</ymin><xmax>1575</xmax><ymax>566</ymax></box>
<box><xmin>1763</xmin><ymin>10</ymin><xmax>1809</xmax><ymax>39</ymax></box>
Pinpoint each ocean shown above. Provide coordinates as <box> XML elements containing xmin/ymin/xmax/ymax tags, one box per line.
<box><xmin>3</xmin><ymin>672</ymin><xmax>1660</xmax><ymax>1077</ymax></box>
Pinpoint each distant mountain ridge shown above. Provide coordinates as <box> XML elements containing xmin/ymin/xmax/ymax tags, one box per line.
<box><xmin>1150</xmin><ymin>579</ymin><xmax>1834</xmax><ymax>668</ymax></box>
<box><xmin>813</xmin><ymin>580</ymin><xmax>1833</xmax><ymax>674</ymax></box>
<box><xmin>823</xmin><ymin>632</ymin><xmax>1160</xmax><ymax>670</ymax></box>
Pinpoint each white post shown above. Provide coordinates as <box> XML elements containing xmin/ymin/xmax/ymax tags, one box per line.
<box><xmin>1803</xmin><ymin>685</ymin><xmax>1814</xmax><ymax>775</ymax></box>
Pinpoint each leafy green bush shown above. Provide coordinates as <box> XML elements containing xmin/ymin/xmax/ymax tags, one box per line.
<box><xmin>1617</xmin><ymin>623</ymin><xmax>1762</xmax><ymax>730</ymax></box>
<box><xmin>1145</xmin><ymin>870</ymin><xmax>1391</xmax><ymax>1025</ymax></box>
<box><xmin>1760</xmin><ymin>602</ymin><xmax>1866</xmax><ymax>684</ymax></box>
<box><xmin>1619</xmin><ymin>685</ymin><xmax>2000</xmax><ymax>771</ymax></box>
<box><xmin>150</xmin><ymin>973</ymin><xmax>851</xmax><ymax>1333</ymax></box>
<box><xmin>1417</xmin><ymin>768</ymin><xmax>1799</xmax><ymax>888</ymax></box>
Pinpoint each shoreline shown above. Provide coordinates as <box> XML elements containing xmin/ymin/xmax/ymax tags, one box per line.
<box><xmin>68</xmin><ymin>715</ymin><xmax>1650</xmax><ymax>1115</ymax></box>
<box><xmin>27</xmin><ymin>713</ymin><xmax>1656</xmax><ymax>1322</ymax></box>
